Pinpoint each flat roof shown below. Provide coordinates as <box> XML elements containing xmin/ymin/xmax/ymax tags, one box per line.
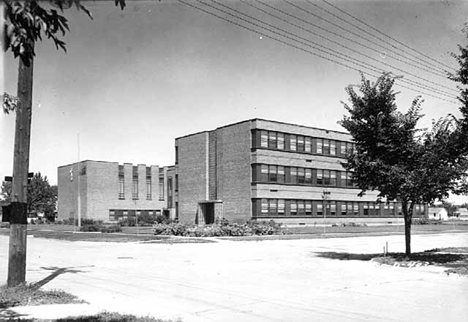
<box><xmin>58</xmin><ymin>160</ymin><xmax>173</xmax><ymax>169</ymax></box>
<box><xmin>175</xmin><ymin>118</ymin><xmax>349</xmax><ymax>140</ymax></box>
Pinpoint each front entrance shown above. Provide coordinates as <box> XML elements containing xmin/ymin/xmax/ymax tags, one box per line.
<box><xmin>198</xmin><ymin>200</ymin><xmax>222</xmax><ymax>225</ymax></box>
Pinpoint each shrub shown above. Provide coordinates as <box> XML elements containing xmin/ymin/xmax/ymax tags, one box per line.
<box><xmin>119</xmin><ymin>217</ymin><xmax>136</xmax><ymax>227</ymax></box>
<box><xmin>100</xmin><ymin>225</ymin><xmax>122</xmax><ymax>233</ymax></box>
<box><xmin>153</xmin><ymin>219</ymin><xmax>284</xmax><ymax>237</ymax></box>
<box><xmin>155</xmin><ymin>214</ymin><xmax>172</xmax><ymax>224</ymax></box>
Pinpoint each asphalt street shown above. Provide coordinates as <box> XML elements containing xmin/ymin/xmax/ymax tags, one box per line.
<box><xmin>1</xmin><ymin>232</ymin><xmax>467</xmax><ymax>321</ymax></box>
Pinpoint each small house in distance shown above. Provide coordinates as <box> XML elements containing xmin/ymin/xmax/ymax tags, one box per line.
<box><xmin>428</xmin><ymin>207</ymin><xmax>449</xmax><ymax>221</ymax></box>
<box><xmin>455</xmin><ymin>208</ymin><xmax>468</xmax><ymax>221</ymax></box>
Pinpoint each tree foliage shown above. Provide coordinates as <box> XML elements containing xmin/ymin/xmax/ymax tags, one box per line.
<box><xmin>339</xmin><ymin>68</ymin><xmax>468</xmax><ymax>255</ymax></box>
<box><xmin>1</xmin><ymin>173</ymin><xmax>58</xmax><ymax>221</ymax></box>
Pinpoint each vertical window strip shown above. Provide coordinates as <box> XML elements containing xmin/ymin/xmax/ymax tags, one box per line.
<box><xmin>146</xmin><ymin>177</ymin><xmax>151</xmax><ymax>200</ymax></box>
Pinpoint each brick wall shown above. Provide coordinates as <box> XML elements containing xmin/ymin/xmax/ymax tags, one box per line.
<box><xmin>215</xmin><ymin>122</ymin><xmax>253</xmax><ymax>222</ymax></box>
<box><xmin>176</xmin><ymin>132</ymin><xmax>209</xmax><ymax>223</ymax></box>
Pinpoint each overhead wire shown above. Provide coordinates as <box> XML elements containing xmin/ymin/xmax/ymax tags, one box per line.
<box><xmin>320</xmin><ymin>0</ymin><xmax>457</xmax><ymax>73</ymax></box>
<box><xmin>278</xmin><ymin>0</ymin><xmax>449</xmax><ymax>75</ymax></box>
<box><xmin>206</xmin><ymin>0</ymin><xmax>456</xmax><ymax>99</ymax></box>
<box><xmin>239</xmin><ymin>0</ymin><xmax>448</xmax><ymax>80</ymax></box>
<box><xmin>176</xmin><ymin>0</ymin><xmax>458</xmax><ymax>105</ymax></box>
<box><xmin>231</xmin><ymin>0</ymin><xmax>456</xmax><ymax>97</ymax></box>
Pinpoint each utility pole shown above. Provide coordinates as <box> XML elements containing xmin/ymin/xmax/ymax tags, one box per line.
<box><xmin>8</xmin><ymin>50</ymin><xmax>34</xmax><ymax>287</ymax></box>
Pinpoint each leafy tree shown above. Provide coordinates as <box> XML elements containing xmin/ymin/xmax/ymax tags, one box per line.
<box><xmin>1</xmin><ymin>173</ymin><xmax>58</xmax><ymax>222</ymax></box>
<box><xmin>339</xmin><ymin>70</ymin><xmax>468</xmax><ymax>256</ymax></box>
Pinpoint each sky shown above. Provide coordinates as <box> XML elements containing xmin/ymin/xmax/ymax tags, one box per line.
<box><xmin>1</xmin><ymin>0</ymin><xmax>467</xmax><ymax>204</ymax></box>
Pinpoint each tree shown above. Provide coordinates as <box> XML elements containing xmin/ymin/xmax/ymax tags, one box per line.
<box><xmin>1</xmin><ymin>173</ymin><xmax>58</xmax><ymax>221</ymax></box>
<box><xmin>339</xmin><ymin>70</ymin><xmax>468</xmax><ymax>256</ymax></box>
<box><xmin>3</xmin><ymin>0</ymin><xmax>125</xmax><ymax>287</ymax></box>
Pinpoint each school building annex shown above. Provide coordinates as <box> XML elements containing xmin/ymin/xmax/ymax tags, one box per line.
<box><xmin>57</xmin><ymin>118</ymin><xmax>427</xmax><ymax>225</ymax></box>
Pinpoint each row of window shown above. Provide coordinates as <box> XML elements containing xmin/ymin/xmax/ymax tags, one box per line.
<box><xmin>253</xmin><ymin>130</ymin><xmax>355</xmax><ymax>157</ymax></box>
<box><xmin>109</xmin><ymin>209</ymin><xmax>161</xmax><ymax>221</ymax></box>
<box><xmin>118</xmin><ymin>165</ymin><xmax>154</xmax><ymax>200</ymax></box>
<box><xmin>252</xmin><ymin>199</ymin><xmax>426</xmax><ymax>217</ymax></box>
<box><xmin>252</xmin><ymin>164</ymin><xmax>355</xmax><ymax>187</ymax></box>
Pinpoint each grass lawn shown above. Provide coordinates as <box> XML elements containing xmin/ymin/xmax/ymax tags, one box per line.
<box><xmin>0</xmin><ymin>284</ymin><xmax>82</xmax><ymax>308</ymax></box>
<box><xmin>0</xmin><ymin>221</ymin><xmax>467</xmax><ymax>243</ymax></box>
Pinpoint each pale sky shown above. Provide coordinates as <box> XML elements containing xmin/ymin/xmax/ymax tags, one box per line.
<box><xmin>1</xmin><ymin>0</ymin><xmax>467</xmax><ymax>204</ymax></box>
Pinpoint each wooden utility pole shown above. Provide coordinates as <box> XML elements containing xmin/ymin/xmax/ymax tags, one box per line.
<box><xmin>8</xmin><ymin>52</ymin><xmax>34</xmax><ymax>287</ymax></box>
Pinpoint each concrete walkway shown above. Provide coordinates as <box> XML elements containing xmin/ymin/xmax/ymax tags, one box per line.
<box><xmin>1</xmin><ymin>232</ymin><xmax>467</xmax><ymax>321</ymax></box>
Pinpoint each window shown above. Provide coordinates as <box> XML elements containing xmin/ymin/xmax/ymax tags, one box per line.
<box><xmin>323</xmin><ymin>139</ymin><xmax>330</xmax><ymax>154</ymax></box>
<box><xmin>118</xmin><ymin>175</ymin><xmax>124</xmax><ymax>199</ymax></box>
<box><xmin>290</xmin><ymin>167</ymin><xmax>297</xmax><ymax>184</ymax></box>
<box><xmin>278</xmin><ymin>199</ymin><xmax>285</xmax><ymax>215</ymax></box>
<box><xmin>159</xmin><ymin>176</ymin><xmax>164</xmax><ymax>200</ymax></box>
<box><xmin>317</xmin><ymin>170</ymin><xmax>323</xmax><ymax>185</ymax></box>
<box><xmin>363</xmin><ymin>203</ymin><xmax>369</xmax><ymax>216</ymax></box>
<box><xmin>323</xmin><ymin>170</ymin><xmax>330</xmax><ymax>185</ymax></box>
<box><xmin>261</xmin><ymin>164</ymin><xmax>268</xmax><ymax>182</ymax></box>
<box><xmin>269</xmin><ymin>165</ymin><xmax>277</xmax><ymax>182</ymax></box>
<box><xmin>354</xmin><ymin>203</ymin><xmax>359</xmax><ymax>215</ymax></box>
<box><xmin>175</xmin><ymin>174</ymin><xmax>178</xmax><ymax>192</ymax></box>
<box><xmin>268</xmin><ymin>132</ymin><xmax>277</xmax><ymax>149</ymax></box>
<box><xmin>305</xmin><ymin>201</ymin><xmax>312</xmax><ymax>215</ymax></box>
<box><xmin>175</xmin><ymin>146</ymin><xmax>179</xmax><ymax>164</ymax></box>
<box><xmin>261</xmin><ymin>199</ymin><xmax>268</xmax><ymax>214</ymax></box>
<box><xmin>269</xmin><ymin>199</ymin><xmax>277</xmax><ymax>215</ymax></box>
<box><xmin>340</xmin><ymin>142</ymin><xmax>354</xmax><ymax>156</ymax></box>
<box><xmin>146</xmin><ymin>178</ymin><xmax>152</xmax><ymax>200</ymax></box>
<box><xmin>297</xmin><ymin>136</ymin><xmax>305</xmax><ymax>151</ymax></box>
<box><xmin>305</xmin><ymin>169</ymin><xmax>312</xmax><ymax>185</ymax></box>
<box><xmin>278</xmin><ymin>166</ymin><xmax>285</xmax><ymax>183</ymax></box>
<box><xmin>341</xmin><ymin>204</ymin><xmax>347</xmax><ymax>216</ymax></box>
<box><xmin>298</xmin><ymin>168</ymin><xmax>305</xmax><ymax>184</ymax></box>
<box><xmin>132</xmin><ymin>178</ymin><xmax>139</xmax><ymax>200</ymax></box>
<box><xmin>317</xmin><ymin>203</ymin><xmax>323</xmax><ymax>216</ymax></box>
<box><xmin>277</xmin><ymin>133</ymin><xmax>285</xmax><ymax>150</ymax></box>
<box><xmin>261</xmin><ymin>131</ymin><xmax>268</xmax><ymax>148</ymax></box>
<box><xmin>290</xmin><ymin>201</ymin><xmax>297</xmax><ymax>215</ymax></box>
<box><xmin>305</xmin><ymin>137</ymin><xmax>311</xmax><ymax>152</ymax></box>
<box><xmin>317</xmin><ymin>140</ymin><xmax>323</xmax><ymax>154</ymax></box>
<box><xmin>298</xmin><ymin>200</ymin><xmax>305</xmax><ymax>215</ymax></box>
<box><xmin>330</xmin><ymin>171</ymin><xmax>336</xmax><ymax>186</ymax></box>
<box><xmin>290</xmin><ymin>135</ymin><xmax>297</xmax><ymax>151</ymax></box>
<box><xmin>330</xmin><ymin>141</ymin><xmax>336</xmax><ymax>155</ymax></box>
<box><xmin>329</xmin><ymin>201</ymin><xmax>336</xmax><ymax>215</ymax></box>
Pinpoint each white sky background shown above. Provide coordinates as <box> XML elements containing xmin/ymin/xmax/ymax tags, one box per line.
<box><xmin>1</xmin><ymin>0</ymin><xmax>467</xmax><ymax>204</ymax></box>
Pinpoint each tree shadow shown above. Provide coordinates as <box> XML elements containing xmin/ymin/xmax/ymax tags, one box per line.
<box><xmin>315</xmin><ymin>252</ymin><xmax>379</xmax><ymax>261</ymax></box>
<box><xmin>315</xmin><ymin>251</ymin><xmax>466</xmax><ymax>264</ymax></box>
<box><xmin>30</xmin><ymin>266</ymin><xmax>87</xmax><ymax>290</ymax></box>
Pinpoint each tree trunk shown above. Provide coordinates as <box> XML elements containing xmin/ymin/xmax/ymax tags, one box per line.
<box><xmin>402</xmin><ymin>200</ymin><xmax>413</xmax><ymax>257</ymax></box>
<box><xmin>8</xmin><ymin>53</ymin><xmax>34</xmax><ymax>287</ymax></box>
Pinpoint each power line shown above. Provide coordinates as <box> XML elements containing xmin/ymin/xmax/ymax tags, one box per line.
<box><xmin>206</xmin><ymin>0</ymin><xmax>456</xmax><ymax>98</ymax></box>
<box><xmin>280</xmin><ymin>0</ymin><xmax>450</xmax><ymax>75</ymax></box>
<box><xmin>240</xmin><ymin>0</ymin><xmax>447</xmax><ymax>80</ymax></box>
<box><xmin>177</xmin><ymin>0</ymin><xmax>457</xmax><ymax>104</ymax></box>
<box><xmin>320</xmin><ymin>0</ymin><xmax>457</xmax><ymax>72</ymax></box>
<box><xmin>234</xmin><ymin>0</ymin><xmax>455</xmax><ymax>97</ymax></box>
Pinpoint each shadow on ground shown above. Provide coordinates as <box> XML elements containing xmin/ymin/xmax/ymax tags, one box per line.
<box><xmin>31</xmin><ymin>266</ymin><xmax>87</xmax><ymax>289</ymax></box>
<box><xmin>315</xmin><ymin>251</ymin><xmax>466</xmax><ymax>263</ymax></box>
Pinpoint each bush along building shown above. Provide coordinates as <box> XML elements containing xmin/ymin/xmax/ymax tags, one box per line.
<box><xmin>57</xmin><ymin>160</ymin><xmax>176</xmax><ymax>223</ymax></box>
<box><xmin>175</xmin><ymin>119</ymin><xmax>427</xmax><ymax>225</ymax></box>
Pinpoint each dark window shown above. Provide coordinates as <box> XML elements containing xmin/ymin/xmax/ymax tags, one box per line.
<box><xmin>132</xmin><ymin>178</ymin><xmax>139</xmax><ymax>200</ymax></box>
<box><xmin>268</xmin><ymin>132</ymin><xmax>277</xmax><ymax>149</ymax></box>
<box><xmin>118</xmin><ymin>175</ymin><xmax>124</xmax><ymax>199</ymax></box>
<box><xmin>159</xmin><ymin>175</ymin><xmax>164</xmax><ymax>200</ymax></box>
<box><xmin>278</xmin><ymin>166</ymin><xmax>285</xmax><ymax>183</ymax></box>
<box><xmin>269</xmin><ymin>165</ymin><xmax>277</xmax><ymax>182</ymax></box>
<box><xmin>305</xmin><ymin>169</ymin><xmax>312</xmax><ymax>185</ymax></box>
<box><xmin>297</xmin><ymin>136</ymin><xmax>305</xmax><ymax>152</ymax></box>
<box><xmin>146</xmin><ymin>178</ymin><xmax>151</xmax><ymax>200</ymax></box>
<box><xmin>167</xmin><ymin>177</ymin><xmax>173</xmax><ymax>208</ymax></box>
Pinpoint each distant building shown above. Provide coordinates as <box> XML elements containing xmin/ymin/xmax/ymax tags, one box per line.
<box><xmin>175</xmin><ymin>118</ymin><xmax>427</xmax><ymax>225</ymax></box>
<box><xmin>428</xmin><ymin>207</ymin><xmax>449</xmax><ymax>221</ymax></box>
<box><xmin>455</xmin><ymin>208</ymin><xmax>468</xmax><ymax>221</ymax></box>
<box><xmin>57</xmin><ymin>160</ymin><xmax>176</xmax><ymax>222</ymax></box>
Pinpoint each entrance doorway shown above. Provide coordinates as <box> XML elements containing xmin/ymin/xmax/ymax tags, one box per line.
<box><xmin>201</xmin><ymin>203</ymin><xmax>215</xmax><ymax>224</ymax></box>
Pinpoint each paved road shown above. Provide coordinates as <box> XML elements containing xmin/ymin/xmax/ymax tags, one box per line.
<box><xmin>1</xmin><ymin>232</ymin><xmax>467</xmax><ymax>321</ymax></box>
